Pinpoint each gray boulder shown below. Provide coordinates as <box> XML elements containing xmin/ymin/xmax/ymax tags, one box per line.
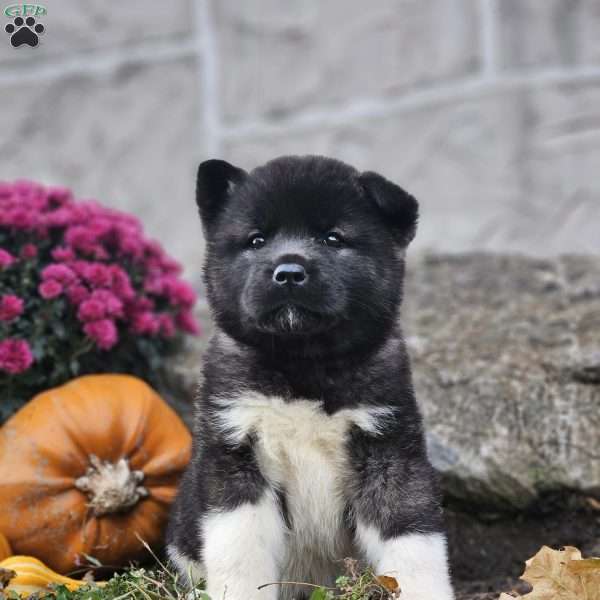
<box><xmin>405</xmin><ymin>253</ymin><xmax>600</xmax><ymax>509</ymax></box>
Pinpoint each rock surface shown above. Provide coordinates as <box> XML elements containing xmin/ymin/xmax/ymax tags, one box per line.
<box><xmin>164</xmin><ymin>252</ymin><xmax>600</xmax><ymax>510</ymax></box>
<box><xmin>214</xmin><ymin>0</ymin><xmax>481</xmax><ymax>123</ymax></box>
<box><xmin>404</xmin><ymin>253</ymin><xmax>600</xmax><ymax>509</ymax></box>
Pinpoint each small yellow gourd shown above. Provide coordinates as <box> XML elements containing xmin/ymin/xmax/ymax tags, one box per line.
<box><xmin>0</xmin><ymin>556</ymin><xmax>105</xmax><ymax>595</ymax></box>
<box><xmin>0</xmin><ymin>532</ymin><xmax>11</xmax><ymax>560</ymax></box>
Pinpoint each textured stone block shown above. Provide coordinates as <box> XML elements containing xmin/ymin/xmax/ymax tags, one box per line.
<box><xmin>223</xmin><ymin>78</ymin><xmax>600</xmax><ymax>256</ymax></box>
<box><xmin>513</xmin><ymin>78</ymin><xmax>600</xmax><ymax>255</ymax></box>
<box><xmin>0</xmin><ymin>0</ymin><xmax>193</xmax><ymax>65</ymax></box>
<box><xmin>215</xmin><ymin>0</ymin><xmax>481</xmax><ymax>123</ymax></box>
<box><xmin>0</xmin><ymin>57</ymin><xmax>205</xmax><ymax>281</ymax></box>
<box><xmin>222</xmin><ymin>90</ymin><xmax>525</xmax><ymax>255</ymax></box>
<box><xmin>496</xmin><ymin>0</ymin><xmax>600</xmax><ymax>69</ymax></box>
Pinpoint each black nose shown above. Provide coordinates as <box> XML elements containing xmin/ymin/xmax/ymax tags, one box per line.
<box><xmin>273</xmin><ymin>263</ymin><xmax>307</xmax><ymax>286</ymax></box>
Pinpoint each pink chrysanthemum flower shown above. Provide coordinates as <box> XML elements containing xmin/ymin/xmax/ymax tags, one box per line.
<box><xmin>0</xmin><ymin>248</ymin><xmax>15</xmax><ymax>268</ymax></box>
<box><xmin>0</xmin><ymin>179</ymin><xmax>200</xmax><ymax>418</ymax></box>
<box><xmin>38</xmin><ymin>280</ymin><xmax>63</xmax><ymax>299</ymax></box>
<box><xmin>83</xmin><ymin>319</ymin><xmax>119</xmax><ymax>350</ymax></box>
<box><xmin>0</xmin><ymin>295</ymin><xmax>24</xmax><ymax>321</ymax></box>
<box><xmin>0</xmin><ymin>339</ymin><xmax>34</xmax><ymax>374</ymax></box>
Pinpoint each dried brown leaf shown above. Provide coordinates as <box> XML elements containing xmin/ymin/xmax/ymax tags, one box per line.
<box><xmin>566</xmin><ymin>558</ymin><xmax>600</xmax><ymax>574</ymax></box>
<box><xmin>586</xmin><ymin>497</ymin><xmax>600</xmax><ymax>511</ymax></box>
<box><xmin>521</xmin><ymin>546</ymin><xmax>584</xmax><ymax>599</ymax></box>
<box><xmin>375</xmin><ymin>575</ymin><xmax>400</xmax><ymax>593</ymax></box>
<box><xmin>504</xmin><ymin>545</ymin><xmax>600</xmax><ymax>600</ymax></box>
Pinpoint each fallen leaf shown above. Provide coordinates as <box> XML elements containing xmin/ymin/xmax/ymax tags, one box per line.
<box><xmin>586</xmin><ymin>497</ymin><xmax>600</xmax><ymax>511</ymax></box>
<box><xmin>520</xmin><ymin>546</ymin><xmax>584</xmax><ymax>599</ymax></box>
<box><xmin>376</xmin><ymin>575</ymin><xmax>400</xmax><ymax>593</ymax></box>
<box><xmin>505</xmin><ymin>545</ymin><xmax>600</xmax><ymax>600</ymax></box>
<box><xmin>566</xmin><ymin>557</ymin><xmax>600</xmax><ymax>600</ymax></box>
<box><xmin>567</xmin><ymin>558</ymin><xmax>600</xmax><ymax>574</ymax></box>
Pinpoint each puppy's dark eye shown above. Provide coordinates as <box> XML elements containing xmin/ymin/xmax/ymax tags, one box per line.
<box><xmin>248</xmin><ymin>233</ymin><xmax>266</xmax><ymax>249</ymax></box>
<box><xmin>323</xmin><ymin>232</ymin><xmax>344</xmax><ymax>248</ymax></box>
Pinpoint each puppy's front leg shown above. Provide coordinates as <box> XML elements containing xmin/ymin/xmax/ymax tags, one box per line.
<box><xmin>202</xmin><ymin>490</ymin><xmax>285</xmax><ymax>600</ymax></box>
<box><xmin>350</xmin><ymin>430</ymin><xmax>454</xmax><ymax>600</ymax></box>
<box><xmin>356</xmin><ymin>524</ymin><xmax>453</xmax><ymax>600</ymax></box>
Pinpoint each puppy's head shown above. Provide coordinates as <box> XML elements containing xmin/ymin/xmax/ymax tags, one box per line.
<box><xmin>197</xmin><ymin>155</ymin><xmax>418</xmax><ymax>356</ymax></box>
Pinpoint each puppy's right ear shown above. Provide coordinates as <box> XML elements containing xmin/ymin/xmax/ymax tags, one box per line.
<box><xmin>196</xmin><ymin>159</ymin><xmax>247</xmax><ymax>230</ymax></box>
<box><xmin>359</xmin><ymin>171</ymin><xmax>418</xmax><ymax>246</ymax></box>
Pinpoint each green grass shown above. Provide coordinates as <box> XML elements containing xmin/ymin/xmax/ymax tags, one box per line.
<box><xmin>1</xmin><ymin>563</ymin><xmax>207</xmax><ymax>600</ymax></box>
<box><xmin>1</xmin><ymin>552</ymin><xmax>394</xmax><ymax>600</ymax></box>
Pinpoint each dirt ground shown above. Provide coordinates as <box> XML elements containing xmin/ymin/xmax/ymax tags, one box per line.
<box><xmin>446</xmin><ymin>493</ymin><xmax>600</xmax><ymax>599</ymax></box>
<box><xmin>454</xmin><ymin>578</ymin><xmax>530</xmax><ymax>600</ymax></box>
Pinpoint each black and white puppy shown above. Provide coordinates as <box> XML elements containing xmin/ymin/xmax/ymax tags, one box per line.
<box><xmin>167</xmin><ymin>156</ymin><xmax>454</xmax><ymax>600</ymax></box>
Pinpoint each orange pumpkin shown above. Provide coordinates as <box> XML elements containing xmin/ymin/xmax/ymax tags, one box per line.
<box><xmin>0</xmin><ymin>532</ymin><xmax>11</xmax><ymax>560</ymax></box>
<box><xmin>0</xmin><ymin>374</ymin><xmax>191</xmax><ymax>573</ymax></box>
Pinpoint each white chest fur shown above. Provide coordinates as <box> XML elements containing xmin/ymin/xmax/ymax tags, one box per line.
<box><xmin>213</xmin><ymin>393</ymin><xmax>391</xmax><ymax>565</ymax></box>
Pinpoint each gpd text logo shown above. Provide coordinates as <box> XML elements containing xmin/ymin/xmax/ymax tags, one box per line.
<box><xmin>4</xmin><ymin>4</ymin><xmax>46</xmax><ymax>17</ymax></box>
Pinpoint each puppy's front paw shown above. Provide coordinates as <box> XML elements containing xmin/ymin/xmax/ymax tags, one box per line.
<box><xmin>357</xmin><ymin>527</ymin><xmax>454</xmax><ymax>600</ymax></box>
<box><xmin>202</xmin><ymin>494</ymin><xmax>285</xmax><ymax>600</ymax></box>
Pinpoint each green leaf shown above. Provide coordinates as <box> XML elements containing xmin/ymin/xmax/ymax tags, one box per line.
<box><xmin>309</xmin><ymin>588</ymin><xmax>330</xmax><ymax>600</ymax></box>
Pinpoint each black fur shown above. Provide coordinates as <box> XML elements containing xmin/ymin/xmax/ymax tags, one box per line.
<box><xmin>167</xmin><ymin>155</ymin><xmax>444</xmax><ymax>582</ymax></box>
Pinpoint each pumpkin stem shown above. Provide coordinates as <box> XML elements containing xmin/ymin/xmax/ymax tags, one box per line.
<box><xmin>75</xmin><ymin>455</ymin><xmax>148</xmax><ymax>517</ymax></box>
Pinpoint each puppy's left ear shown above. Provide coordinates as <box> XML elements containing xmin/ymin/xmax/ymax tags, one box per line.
<box><xmin>196</xmin><ymin>159</ymin><xmax>248</xmax><ymax>232</ymax></box>
<box><xmin>359</xmin><ymin>171</ymin><xmax>418</xmax><ymax>246</ymax></box>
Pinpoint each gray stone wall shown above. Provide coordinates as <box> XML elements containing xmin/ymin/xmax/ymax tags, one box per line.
<box><xmin>1</xmin><ymin>1</ymin><xmax>599</xmax><ymax>285</ymax></box>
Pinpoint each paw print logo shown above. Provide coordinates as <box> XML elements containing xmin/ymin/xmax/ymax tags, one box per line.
<box><xmin>5</xmin><ymin>16</ymin><xmax>44</xmax><ymax>47</ymax></box>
